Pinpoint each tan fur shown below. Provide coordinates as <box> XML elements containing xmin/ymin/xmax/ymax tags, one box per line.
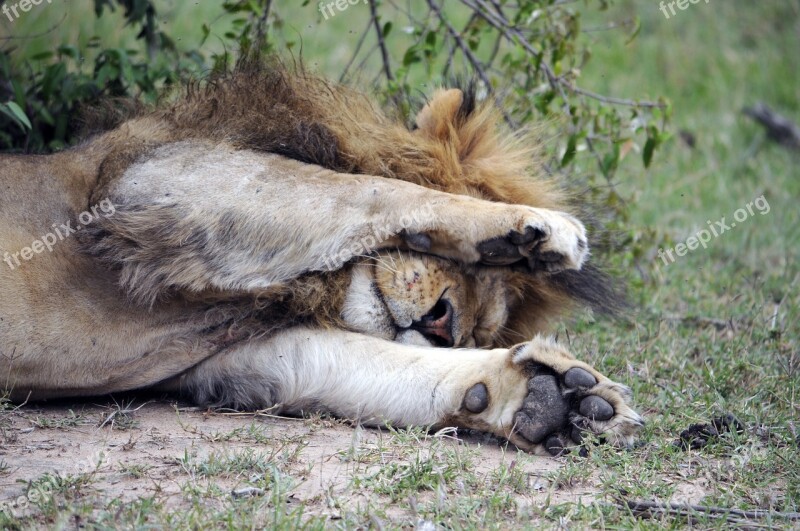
<box><xmin>0</xmin><ymin>59</ymin><xmax>640</xmax><ymax>453</ymax></box>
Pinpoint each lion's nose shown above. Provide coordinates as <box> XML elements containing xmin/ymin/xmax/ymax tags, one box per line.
<box><xmin>411</xmin><ymin>299</ymin><xmax>455</xmax><ymax>348</ymax></box>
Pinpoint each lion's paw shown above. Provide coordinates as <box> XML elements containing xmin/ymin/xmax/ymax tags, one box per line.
<box><xmin>476</xmin><ymin>209</ymin><xmax>588</xmax><ymax>273</ymax></box>
<box><xmin>461</xmin><ymin>338</ymin><xmax>643</xmax><ymax>456</ymax></box>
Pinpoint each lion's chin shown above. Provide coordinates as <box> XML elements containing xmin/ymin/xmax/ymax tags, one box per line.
<box><xmin>394</xmin><ymin>329</ymin><xmax>436</xmax><ymax>347</ymax></box>
<box><xmin>340</xmin><ymin>263</ymin><xmax>398</xmax><ymax>341</ymax></box>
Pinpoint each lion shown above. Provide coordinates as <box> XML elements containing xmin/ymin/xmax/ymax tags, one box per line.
<box><xmin>0</xmin><ymin>58</ymin><xmax>642</xmax><ymax>455</ymax></box>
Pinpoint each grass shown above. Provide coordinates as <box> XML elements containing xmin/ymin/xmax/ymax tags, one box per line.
<box><xmin>0</xmin><ymin>0</ymin><xmax>798</xmax><ymax>529</ymax></box>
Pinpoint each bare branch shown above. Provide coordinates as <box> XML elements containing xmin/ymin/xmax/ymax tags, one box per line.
<box><xmin>460</xmin><ymin>0</ymin><xmax>665</xmax><ymax>110</ymax></box>
<box><xmin>426</xmin><ymin>0</ymin><xmax>516</xmax><ymax>128</ymax></box>
<box><xmin>254</xmin><ymin>0</ymin><xmax>273</xmax><ymax>44</ymax></box>
<box><xmin>567</xmin><ymin>84</ymin><xmax>666</xmax><ymax>109</ymax></box>
<box><xmin>368</xmin><ymin>0</ymin><xmax>394</xmax><ymax>82</ymax></box>
<box><xmin>339</xmin><ymin>18</ymin><xmax>373</xmax><ymax>82</ymax></box>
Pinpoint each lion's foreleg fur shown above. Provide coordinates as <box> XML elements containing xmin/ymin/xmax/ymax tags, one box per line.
<box><xmin>88</xmin><ymin>140</ymin><xmax>583</xmax><ymax>305</ymax></box>
<box><xmin>170</xmin><ymin>327</ymin><xmax>524</xmax><ymax>430</ymax></box>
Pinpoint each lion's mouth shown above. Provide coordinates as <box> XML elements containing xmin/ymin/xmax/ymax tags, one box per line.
<box><xmin>407</xmin><ymin>298</ymin><xmax>455</xmax><ymax>347</ymax></box>
<box><xmin>372</xmin><ymin>280</ymin><xmax>456</xmax><ymax>348</ymax></box>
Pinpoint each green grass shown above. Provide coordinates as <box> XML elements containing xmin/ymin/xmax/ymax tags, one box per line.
<box><xmin>1</xmin><ymin>0</ymin><xmax>798</xmax><ymax>529</ymax></box>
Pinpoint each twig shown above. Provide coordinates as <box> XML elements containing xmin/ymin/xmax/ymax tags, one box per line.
<box><xmin>582</xmin><ymin>19</ymin><xmax>638</xmax><ymax>33</ymax></box>
<box><xmin>443</xmin><ymin>11</ymin><xmax>480</xmax><ymax>79</ymax></box>
<box><xmin>11</xmin><ymin>391</ymin><xmax>30</xmax><ymax>413</ymax></box>
<box><xmin>426</xmin><ymin>0</ymin><xmax>516</xmax><ymax>128</ymax></box>
<box><xmin>0</xmin><ymin>12</ymin><xmax>68</xmax><ymax>44</ymax></box>
<box><xmin>623</xmin><ymin>500</ymin><xmax>800</xmax><ymax>522</ymax></box>
<box><xmin>743</xmin><ymin>102</ymin><xmax>800</xmax><ymax>150</ymax></box>
<box><xmin>339</xmin><ymin>18</ymin><xmax>373</xmax><ymax>82</ymax></box>
<box><xmin>565</xmin><ymin>84</ymin><xmax>665</xmax><ymax>109</ymax></box>
<box><xmin>426</xmin><ymin>0</ymin><xmax>488</xmax><ymax>89</ymax></box>
<box><xmin>254</xmin><ymin>0</ymin><xmax>273</xmax><ymax>44</ymax></box>
<box><xmin>461</xmin><ymin>0</ymin><xmax>567</xmax><ymax>103</ymax></box>
<box><xmin>232</xmin><ymin>486</ymin><xmax>266</xmax><ymax>498</ymax></box>
<box><xmin>460</xmin><ymin>0</ymin><xmax>665</xmax><ymax>110</ymax></box>
<box><xmin>664</xmin><ymin>314</ymin><xmax>736</xmax><ymax>332</ymax></box>
<box><xmin>368</xmin><ymin>0</ymin><xmax>393</xmax><ymax>82</ymax></box>
<box><xmin>200</xmin><ymin>406</ymin><xmax>308</xmax><ymax>422</ymax></box>
<box><xmin>98</xmin><ymin>400</ymin><xmax>151</xmax><ymax>429</ymax></box>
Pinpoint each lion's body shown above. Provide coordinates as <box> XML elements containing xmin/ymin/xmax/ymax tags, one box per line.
<box><xmin>0</xmin><ymin>60</ymin><xmax>641</xmax><ymax>454</ymax></box>
<box><xmin>0</xmin><ymin>148</ymin><xmax>221</xmax><ymax>397</ymax></box>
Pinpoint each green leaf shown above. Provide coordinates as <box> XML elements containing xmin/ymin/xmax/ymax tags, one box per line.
<box><xmin>625</xmin><ymin>17</ymin><xmax>641</xmax><ymax>45</ymax></box>
<box><xmin>57</xmin><ymin>45</ymin><xmax>80</xmax><ymax>59</ymax></box>
<box><xmin>561</xmin><ymin>134</ymin><xmax>578</xmax><ymax>167</ymax></box>
<box><xmin>382</xmin><ymin>22</ymin><xmax>392</xmax><ymax>39</ymax></box>
<box><xmin>402</xmin><ymin>47</ymin><xmax>421</xmax><ymax>67</ymax></box>
<box><xmin>3</xmin><ymin>101</ymin><xmax>32</xmax><ymax>130</ymax></box>
<box><xmin>643</xmin><ymin>137</ymin><xmax>656</xmax><ymax>168</ymax></box>
<box><xmin>425</xmin><ymin>30</ymin><xmax>436</xmax><ymax>48</ymax></box>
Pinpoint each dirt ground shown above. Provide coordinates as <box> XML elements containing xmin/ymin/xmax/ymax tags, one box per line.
<box><xmin>0</xmin><ymin>400</ymin><xmax>569</xmax><ymax>520</ymax></box>
<box><xmin>0</xmin><ymin>398</ymin><xmax>720</xmax><ymax>528</ymax></box>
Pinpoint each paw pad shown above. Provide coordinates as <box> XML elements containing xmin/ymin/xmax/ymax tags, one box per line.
<box><xmin>545</xmin><ymin>434</ymin><xmax>568</xmax><ymax>456</ymax></box>
<box><xmin>477</xmin><ymin>226</ymin><xmax>547</xmax><ymax>267</ymax></box>
<box><xmin>563</xmin><ymin>367</ymin><xmax>597</xmax><ymax>388</ymax></box>
<box><xmin>463</xmin><ymin>383</ymin><xmax>489</xmax><ymax>413</ymax></box>
<box><xmin>511</xmin><ymin>367</ymin><xmax>621</xmax><ymax>452</ymax></box>
<box><xmin>513</xmin><ymin>374</ymin><xmax>569</xmax><ymax>444</ymax></box>
<box><xmin>403</xmin><ymin>232</ymin><xmax>432</xmax><ymax>252</ymax></box>
<box><xmin>579</xmin><ymin>396</ymin><xmax>614</xmax><ymax>421</ymax></box>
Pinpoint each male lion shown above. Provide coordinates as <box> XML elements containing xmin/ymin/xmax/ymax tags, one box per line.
<box><xmin>0</xmin><ymin>59</ymin><xmax>642</xmax><ymax>455</ymax></box>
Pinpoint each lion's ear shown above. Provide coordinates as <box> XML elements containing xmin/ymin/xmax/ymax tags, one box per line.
<box><xmin>414</xmin><ymin>88</ymin><xmax>464</xmax><ymax>139</ymax></box>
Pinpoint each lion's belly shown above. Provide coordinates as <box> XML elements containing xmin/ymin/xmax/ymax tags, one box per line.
<box><xmin>0</xmin><ymin>238</ymin><xmax>223</xmax><ymax>401</ymax></box>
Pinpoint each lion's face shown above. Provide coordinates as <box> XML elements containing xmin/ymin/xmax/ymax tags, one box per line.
<box><xmin>342</xmin><ymin>251</ymin><xmax>520</xmax><ymax>348</ymax></box>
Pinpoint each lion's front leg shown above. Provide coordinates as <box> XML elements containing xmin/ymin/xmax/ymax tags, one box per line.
<box><xmin>174</xmin><ymin>328</ymin><xmax>642</xmax><ymax>455</ymax></box>
<box><xmin>89</xmin><ymin>142</ymin><xmax>587</xmax><ymax>304</ymax></box>
<box><xmin>394</xmin><ymin>195</ymin><xmax>589</xmax><ymax>274</ymax></box>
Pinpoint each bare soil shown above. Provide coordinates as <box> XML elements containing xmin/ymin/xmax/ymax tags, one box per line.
<box><xmin>0</xmin><ymin>399</ymin><xmax>710</xmax><ymax>526</ymax></box>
